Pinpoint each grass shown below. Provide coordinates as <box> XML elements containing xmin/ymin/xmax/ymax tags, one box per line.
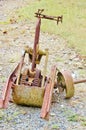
<box><xmin>55</xmin><ymin>57</ymin><xmax>64</xmax><ymax>62</ymax></box>
<box><xmin>62</xmin><ymin>108</ymin><xmax>86</xmax><ymax>126</ymax></box>
<box><xmin>68</xmin><ymin>114</ymin><xmax>80</xmax><ymax>122</ymax></box>
<box><xmin>68</xmin><ymin>114</ymin><xmax>86</xmax><ymax>126</ymax></box>
<box><xmin>16</xmin><ymin>0</ymin><xmax>86</xmax><ymax>55</ymax></box>
<box><xmin>82</xmin><ymin>121</ymin><xmax>86</xmax><ymax>126</ymax></box>
<box><xmin>78</xmin><ymin>69</ymin><xmax>86</xmax><ymax>77</ymax></box>
<box><xmin>52</xmin><ymin>124</ymin><xmax>59</xmax><ymax>129</ymax></box>
<box><xmin>1</xmin><ymin>0</ymin><xmax>86</xmax><ymax>55</ymax></box>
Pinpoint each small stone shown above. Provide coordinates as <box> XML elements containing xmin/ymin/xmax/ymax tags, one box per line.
<box><xmin>61</xmin><ymin>105</ymin><xmax>64</xmax><ymax>108</ymax></box>
<box><xmin>50</xmin><ymin>112</ymin><xmax>56</xmax><ymax>116</ymax></box>
<box><xmin>3</xmin><ymin>30</ymin><xmax>7</xmax><ymax>34</ymax></box>
<box><xmin>0</xmin><ymin>66</ymin><xmax>3</xmax><ymax>71</ymax></box>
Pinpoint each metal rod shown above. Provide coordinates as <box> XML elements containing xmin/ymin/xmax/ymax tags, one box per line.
<box><xmin>41</xmin><ymin>49</ymin><xmax>49</xmax><ymax>88</ymax></box>
<box><xmin>16</xmin><ymin>52</ymin><xmax>25</xmax><ymax>85</ymax></box>
<box><xmin>31</xmin><ymin>18</ymin><xmax>41</xmax><ymax>72</ymax></box>
<box><xmin>0</xmin><ymin>62</ymin><xmax>21</xmax><ymax>108</ymax></box>
<box><xmin>35</xmin><ymin>9</ymin><xmax>63</xmax><ymax>24</ymax></box>
<box><xmin>40</xmin><ymin>65</ymin><xmax>57</xmax><ymax>119</ymax></box>
<box><xmin>74</xmin><ymin>79</ymin><xmax>86</xmax><ymax>84</ymax></box>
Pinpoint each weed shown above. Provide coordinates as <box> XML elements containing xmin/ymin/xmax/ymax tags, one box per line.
<box><xmin>52</xmin><ymin>124</ymin><xmax>59</xmax><ymax>129</ymax></box>
<box><xmin>68</xmin><ymin>114</ymin><xmax>79</xmax><ymax>122</ymax></box>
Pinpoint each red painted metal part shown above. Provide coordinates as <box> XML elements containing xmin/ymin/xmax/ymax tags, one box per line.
<box><xmin>31</xmin><ymin>18</ymin><xmax>41</xmax><ymax>72</ymax></box>
<box><xmin>31</xmin><ymin>9</ymin><xmax>62</xmax><ymax>72</ymax></box>
<box><xmin>0</xmin><ymin>56</ymin><xmax>24</xmax><ymax>108</ymax></box>
<box><xmin>40</xmin><ymin>65</ymin><xmax>57</xmax><ymax>119</ymax></box>
<box><xmin>0</xmin><ymin>64</ymin><xmax>18</xmax><ymax>108</ymax></box>
<box><xmin>35</xmin><ymin>9</ymin><xmax>63</xmax><ymax>24</ymax></box>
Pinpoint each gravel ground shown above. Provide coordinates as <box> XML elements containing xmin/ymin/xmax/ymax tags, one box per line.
<box><xmin>0</xmin><ymin>1</ymin><xmax>86</xmax><ymax>130</ymax></box>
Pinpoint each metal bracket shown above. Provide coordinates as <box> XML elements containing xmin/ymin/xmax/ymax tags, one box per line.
<box><xmin>35</xmin><ymin>9</ymin><xmax>63</xmax><ymax>24</ymax></box>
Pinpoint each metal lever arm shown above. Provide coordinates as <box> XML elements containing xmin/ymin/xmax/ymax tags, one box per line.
<box><xmin>31</xmin><ymin>18</ymin><xmax>41</xmax><ymax>72</ymax></box>
<box><xmin>35</xmin><ymin>9</ymin><xmax>63</xmax><ymax>24</ymax></box>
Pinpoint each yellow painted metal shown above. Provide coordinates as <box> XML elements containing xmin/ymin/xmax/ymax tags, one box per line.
<box><xmin>57</xmin><ymin>71</ymin><xmax>74</xmax><ymax>98</ymax></box>
<box><xmin>12</xmin><ymin>84</ymin><xmax>45</xmax><ymax>107</ymax></box>
<box><xmin>24</xmin><ymin>45</ymin><xmax>46</xmax><ymax>64</ymax></box>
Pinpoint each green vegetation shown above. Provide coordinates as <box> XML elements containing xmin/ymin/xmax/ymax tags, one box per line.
<box><xmin>0</xmin><ymin>21</ymin><xmax>9</xmax><ymax>24</ymax></box>
<box><xmin>52</xmin><ymin>124</ymin><xmax>59</xmax><ymax>129</ymax></box>
<box><xmin>68</xmin><ymin>114</ymin><xmax>80</xmax><ymax>122</ymax></box>
<box><xmin>16</xmin><ymin>0</ymin><xmax>86</xmax><ymax>55</ymax></box>
<box><xmin>6</xmin><ymin>111</ymin><xmax>21</xmax><ymax>121</ymax></box>
<box><xmin>68</xmin><ymin>114</ymin><xmax>86</xmax><ymax>126</ymax></box>
<box><xmin>55</xmin><ymin>57</ymin><xmax>64</xmax><ymax>62</ymax></box>
<box><xmin>62</xmin><ymin>108</ymin><xmax>86</xmax><ymax>126</ymax></box>
<box><xmin>0</xmin><ymin>110</ymin><xmax>4</xmax><ymax>120</ymax></box>
<box><xmin>82</xmin><ymin>121</ymin><xmax>86</xmax><ymax>126</ymax></box>
<box><xmin>0</xmin><ymin>76</ymin><xmax>6</xmax><ymax>83</ymax></box>
<box><xmin>1</xmin><ymin>0</ymin><xmax>86</xmax><ymax>55</ymax></box>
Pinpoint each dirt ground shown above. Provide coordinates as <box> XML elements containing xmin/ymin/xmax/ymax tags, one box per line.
<box><xmin>0</xmin><ymin>0</ymin><xmax>86</xmax><ymax>130</ymax></box>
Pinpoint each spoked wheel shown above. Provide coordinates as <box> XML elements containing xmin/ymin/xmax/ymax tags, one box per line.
<box><xmin>57</xmin><ymin>70</ymin><xmax>74</xmax><ymax>98</ymax></box>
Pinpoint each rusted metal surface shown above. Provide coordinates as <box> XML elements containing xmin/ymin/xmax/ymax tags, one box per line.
<box><xmin>20</xmin><ymin>68</ymin><xmax>30</xmax><ymax>85</ymax></box>
<box><xmin>0</xmin><ymin>9</ymin><xmax>63</xmax><ymax>116</ymax></box>
<box><xmin>0</xmin><ymin>8</ymin><xmax>86</xmax><ymax>121</ymax></box>
<box><xmin>40</xmin><ymin>65</ymin><xmax>57</xmax><ymax>119</ymax></box>
<box><xmin>31</xmin><ymin>18</ymin><xmax>41</xmax><ymax>72</ymax></box>
<box><xmin>12</xmin><ymin>85</ymin><xmax>45</xmax><ymax>107</ymax></box>
<box><xmin>57</xmin><ymin>71</ymin><xmax>74</xmax><ymax>98</ymax></box>
<box><xmin>32</xmin><ymin>9</ymin><xmax>62</xmax><ymax>72</ymax></box>
<box><xmin>57</xmin><ymin>70</ymin><xmax>86</xmax><ymax>99</ymax></box>
<box><xmin>35</xmin><ymin>9</ymin><xmax>63</xmax><ymax>24</ymax></box>
<box><xmin>0</xmin><ymin>52</ymin><xmax>25</xmax><ymax>108</ymax></box>
<box><xmin>1</xmin><ymin>8</ymin><xmax>86</xmax><ymax>121</ymax></box>
<box><xmin>74</xmin><ymin>79</ymin><xmax>86</xmax><ymax>84</ymax></box>
<box><xmin>16</xmin><ymin>52</ymin><xmax>25</xmax><ymax>85</ymax></box>
<box><xmin>41</xmin><ymin>49</ymin><xmax>49</xmax><ymax>87</ymax></box>
<box><xmin>0</xmin><ymin>63</ymin><xmax>20</xmax><ymax>108</ymax></box>
<box><xmin>32</xmin><ymin>69</ymin><xmax>42</xmax><ymax>87</ymax></box>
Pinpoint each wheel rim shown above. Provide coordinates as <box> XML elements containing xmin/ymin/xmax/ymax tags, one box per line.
<box><xmin>57</xmin><ymin>70</ymin><xmax>74</xmax><ymax>98</ymax></box>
